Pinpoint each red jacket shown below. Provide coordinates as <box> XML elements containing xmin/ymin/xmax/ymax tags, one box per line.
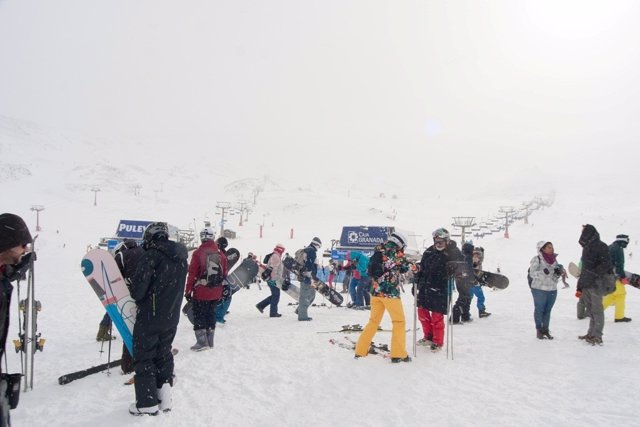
<box><xmin>185</xmin><ymin>241</ymin><xmax>228</xmax><ymax>301</ymax></box>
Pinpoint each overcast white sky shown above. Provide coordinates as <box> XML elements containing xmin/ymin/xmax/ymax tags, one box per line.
<box><xmin>1</xmin><ymin>0</ymin><xmax>639</xmax><ymax>192</ymax></box>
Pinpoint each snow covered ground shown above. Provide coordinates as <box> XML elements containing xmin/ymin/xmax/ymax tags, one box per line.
<box><xmin>2</xmin><ymin>117</ymin><xmax>639</xmax><ymax>427</ymax></box>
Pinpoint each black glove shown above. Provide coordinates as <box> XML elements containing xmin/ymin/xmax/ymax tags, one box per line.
<box><xmin>543</xmin><ymin>268</ymin><xmax>550</xmax><ymax>275</ymax></box>
<box><xmin>282</xmin><ymin>280</ymin><xmax>291</xmax><ymax>291</ymax></box>
<box><xmin>553</xmin><ymin>266</ymin><xmax>562</xmax><ymax>276</ymax></box>
<box><xmin>4</xmin><ymin>252</ymin><xmax>33</xmax><ymax>282</ymax></box>
<box><xmin>184</xmin><ymin>293</ymin><xmax>192</xmax><ymax>302</ymax></box>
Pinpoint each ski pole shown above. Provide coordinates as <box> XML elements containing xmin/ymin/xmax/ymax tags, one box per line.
<box><xmin>412</xmin><ymin>280</ymin><xmax>417</xmax><ymax>358</ymax></box>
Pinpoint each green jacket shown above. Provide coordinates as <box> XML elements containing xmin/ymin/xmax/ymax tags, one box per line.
<box><xmin>608</xmin><ymin>241</ymin><xmax>625</xmax><ymax>279</ymax></box>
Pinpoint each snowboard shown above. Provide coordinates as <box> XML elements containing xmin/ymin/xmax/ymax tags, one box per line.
<box><xmin>282</xmin><ymin>256</ymin><xmax>343</xmax><ymax>306</ymax></box>
<box><xmin>183</xmin><ymin>248</ymin><xmax>241</xmax><ymax>324</ymax></box>
<box><xmin>58</xmin><ymin>359</ymin><xmax>122</xmax><ymax>385</ymax></box>
<box><xmin>624</xmin><ymin>271</ymin><xmax>640</xmax><ymax>289</ymax></box>
<box><xmin>475</xmin><ymin>270</ymin><xmax>509</xmax><ymax>290</ymax></box>
<box><xmin>81</xmin><ymin>249</ymin><xmax>136</xmax><ymax>355</ymax></box>
<box><xmin>568</xmin><ymin>262</ymin><xmax>581</xmax><ymax>279</ymax></box>
<box><xmin>227</xmin><ymin>257</ymin><xmax>260</xmax><ymax>294</ymax></box>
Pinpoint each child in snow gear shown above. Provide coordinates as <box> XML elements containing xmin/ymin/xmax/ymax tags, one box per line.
<box><xmin>605</xmin><ymin>234</ymin><xmax>632</xmax><ymax>323</ymax></box>
<box><xmin>529</xmin><ymin>241</ymin><xmax>565</xmax><ymax>340</ymax></box>
<box><xmin>0</xmin><ymin>213</ymin><xmax>33</xmax><ymax>425</ymax></box>
<box><xmin>416</xmin><ymin>228</ymin><xmax>463</xmax><ymax>352</ymax></box>
<box><xmin>576</xmin><ymin>225</ymin><xmax>613</xmax><ymax>346</ymax></box>
<box><xmin>128</xmin><ymin>222</ymin><xmax>187</xmax><ymax>416</ymax></box>
<box><xmin>355</xmin><ymin>232</ymin><xmax>412</xmax><ymax>362</ymax></box>
<box><xmin>256</xmin><ymin>244</ymin><xmax>286</xmax><ymax>317</ymax></box>
<box><xmin>471</xmin><ymin>247</ymin><xmax>491</xmax><ymax>318</ymax></box>
<box><xmin>297</xmin><ymin>238</ymin><xmax>321</xmax><ymax>321</ymax></box>
<box><xmin>185</xmin><ymin>228</ymin><xmax>228</xmax><ymax>351</ymax></box>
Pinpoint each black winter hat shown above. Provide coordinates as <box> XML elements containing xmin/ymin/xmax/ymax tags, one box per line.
<box><xmin>0</xmin><ymin>213</ymin><xmax>33</xmax><ymax>253</ymax></box>
<box><xmin>216</xmin><ymin>237</ymin><xmax>229</xmax><ymax>250</ymax></box>
<box><xmin>462</xmin><ymin>243</ymin><xmax>474</xmax><ymax>255</ymax></box>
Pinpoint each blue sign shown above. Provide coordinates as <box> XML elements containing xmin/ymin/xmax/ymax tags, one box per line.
<box><xmin>339</xmin><ymin>226</ymin><xmax>388</xmax><ymax>249</ymax></box>
<box><xmin>115</xmin><ymin>220</ymin><xmax>152</xmax><ymax>239</ymax></box>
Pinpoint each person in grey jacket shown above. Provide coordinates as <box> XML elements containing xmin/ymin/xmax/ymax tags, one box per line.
<box><xmin>529</xmin><ymin>241</ymin><xmax>565</xmax><ymax>340</ymax></box>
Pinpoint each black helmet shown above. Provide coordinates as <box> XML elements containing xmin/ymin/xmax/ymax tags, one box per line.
<box><xmin>143</xmin><ymin>222</ymin><xmax>169</xmax><ymax>243</ymax></box>
<box><xmin>216</xmin><ymin>237</ymin><xmax>229</xmax><ymax>250</ymax></box>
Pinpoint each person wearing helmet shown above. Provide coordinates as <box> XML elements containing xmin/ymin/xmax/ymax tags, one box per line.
<box><xmin>415</xmin><ymin>228</ymin><xmax>463</xmax><ymax>352</ymax></box>
<box><xmin>297</xmin><ymin>237</ymin><xmax>322</xmax><ymax>321</ymax></box>
<box><xmin>256</xmin><ymin>243</ymin><xmax>286</xmax><ymax>317</ymax></box>
<box><xmin>451</xmin><ymin>243</ymin><xmax>477</xmax><ymax>325</ymax></box>
<box><xmin>128</xmin><ymin>222</ymin><xmax>188</xmax><ymax>416</ymax></box>
<box><xmin>355</xmin><ymin>231</ymin><xmax>412</xmax><ymax>363</ymax></box>
<box><xmin>184</xmin><ymin>227</ymin><xmax>228</xmax><ymax>351</ymax></box>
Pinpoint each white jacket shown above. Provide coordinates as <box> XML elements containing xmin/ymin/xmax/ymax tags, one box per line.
<box><xmin>529</xmin><ymin>242</ymin><xmax>561</xmax><ymax>292</ymax></box>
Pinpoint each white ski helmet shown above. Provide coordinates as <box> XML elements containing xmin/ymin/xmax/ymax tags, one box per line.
<box><xmin>432</xmin><ymin>227</ymin><xmax>450</xmax><ymax>241</ymax></box>
<box><xmin>387</xmin><ymin>231</ymin><xmax>407</xmax><ymax>249</ymax></box>
<box><xmin>200</xmin><ymin>227</ymin><xmax>216</xmax><ymax>242</ymax></box>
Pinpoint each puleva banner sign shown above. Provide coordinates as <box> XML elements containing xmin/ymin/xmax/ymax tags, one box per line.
<box><xmin>339</xmin><ymin>226</ymin><xmax>388</xmax><ymax>249</ymax></box>
<box><xmin>115</xmin><ymin>220</ymin><xmax>152</xmax><ymax>239</ymax></box>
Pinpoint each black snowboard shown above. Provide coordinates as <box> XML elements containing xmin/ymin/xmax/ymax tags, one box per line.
<box><xmin>475</xmin><ymin>270</ymin><xmax>509</xmax><ymax>289</ymax></box>
<box><xmin>282</xmin><ymin>256</ymin><xmax>343</xmax><ymax>306</ymax></box>
<box><xmin>58</xmin><ymin>359</ymin><xmax>122</xmax><ymax>385</ymax></box>
<box><xmin>227</xmin><ymin>258</ymin><xmax>260</xmax><ymax>294</ymax></box>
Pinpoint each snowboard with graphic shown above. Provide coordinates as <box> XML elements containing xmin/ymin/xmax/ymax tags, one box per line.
<box><xmin>81</xmin><ymin>249</ymin><xmax>136</xmax><ymax>355</ymax></box>
<box><xmin>282</xmin><ymin>256</ymin><xmax>344</xmax><ymax>306</ymax></box>
<box><xmin>569</xmin><ymin>261</ymin><xmax>640</xmax><ymax>289</ymax></box>
<box><xmin>227</xmin><ymin>257</ymin><xmax>260</xmax><ymax>294</ymax></box>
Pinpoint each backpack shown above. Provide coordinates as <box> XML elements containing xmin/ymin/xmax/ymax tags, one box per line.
<box><xmin>263</xmin><ymin>253</ymin><xmax>273</xmax><ymax>264</ymax></box>
<box><xmin>527</xmin><ymin>256</ymin><xmax>540</xmax><ymax>288</ymax></box>
<box><xmin>294</xmin><ymin>248</ymin><xmax>308</xmax><ymax>270</ymax></box>
<box><xmin>205</xmin><ymin>252</ymin><xmax>224</xmax><ymax>287</ymax></box>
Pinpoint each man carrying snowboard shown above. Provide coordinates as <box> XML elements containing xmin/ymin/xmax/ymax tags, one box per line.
<box><xmin>605</xmin><ymin>234</ymin><xmax>632</xmax><ymax>323</ymax></box>
<box><xmin>128</xmin><ymin>222</ymin><xmax>188</xmax><ymax>416</ymax></box>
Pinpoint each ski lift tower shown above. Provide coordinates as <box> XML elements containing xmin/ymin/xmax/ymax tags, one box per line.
<box><xmin>451</xmin><ymin>216</ymin><xmax>476</xmax><ymax>245</ymax></box>
<box><xmin>30</xmin><ymin>205</ymin><xmax>45</xmax><ymax>231</ymax></box>
<box><xmin>499</xmin><ymin>206</ymin><xmax>515</xmax><ymax>239</ymax></box>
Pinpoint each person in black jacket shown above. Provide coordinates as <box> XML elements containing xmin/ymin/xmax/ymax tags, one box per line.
<box><xmin>113</xmin><ymin>239</ymin><xmax>145</xmax><ymax>382</ymax></box>
<box><xmin>128</xmin><ymin>222</ymin><xmax>188</xmax><ymax>416</ymax></box>
<box><xmin>0</xmin><ymin>213</ymin><xmax>32</xmax><ymax>427</ymax></box>
<box><xmin>576</xmin><ymin>224</ymin><xmax>613</xmax><ymax>346</ymax></box>
<box><xmin>451</xmin><ymin>243</ymin><xmax>476</xmax><ymax>324</ymax></box>
<box><xmin>416</xmin><ymin>228</ymin><xmax>463</xmax><ymax>352</ymax></box>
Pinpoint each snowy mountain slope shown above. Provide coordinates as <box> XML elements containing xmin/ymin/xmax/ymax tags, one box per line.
<box><xmin>2</xmin><ymin>116</ymin><xmax>639</xmax><ymax>426</ymax></box>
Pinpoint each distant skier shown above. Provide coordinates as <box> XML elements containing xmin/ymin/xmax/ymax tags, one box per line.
<box><xmin>184</xmin><ymin>227</ymin><xmax>227</xmax><ymax>351</ymax></box>
<box><xmin>0</xmin><ymin>213</ymin><xmax>33</xmax><ymax>426</ymax></box>
<box><xmin>355</xmin><ymin>232</ymin><xmax>412</xmax><ymax>363</ymax></box>
<box><xmin>256</xmin><ymin>243</ymin><xmax>286</xmax><ymax>317</ymax></box>
<box><xmin>416</xmin><ymin>228</ymin><xmax>463</xmax><ymax>352</ymax></box>
<box><xmin>128</xmin><ymin>222</ymin><xmax>187</xmax><ymax>416</ymax></box>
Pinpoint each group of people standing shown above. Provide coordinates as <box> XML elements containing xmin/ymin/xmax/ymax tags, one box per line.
<box><xmin>529</xmin><ymin>224</ymin><xmax>632</xmax><ymax>346</ymax></box>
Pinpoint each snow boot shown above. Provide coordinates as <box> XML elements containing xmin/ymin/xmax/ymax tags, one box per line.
<box><xmin>614</xmin><ymin>317</ymin><xmax>632</xmax><ymax>323</ymax></box>
<box><xmin>129</xmin><ymin>403</ymin><xmax>159</xmax><ymax>416</ymax></box>
<box><xmin>479</xmin><ymin>310</ymin><xmax>491</xmax><ymax>318</ymax></box>
<box><xmin>190</xmin><ymin>329</ymin><xmax>209</xmax><ymax>352</ymax></box>
<box><xmin>430</xmin><ymin>343</ymin><xmax>442</xmax><ymax>353</ymax></box>
<box><xmin>578</xmin><ymin>334</ymin><xmax>592</xmax><ymax>340</ymax></box>
<box><xmin>96</xmin><ymin>325</ymin><xmax>116</xmax><ymax>341</ymax></box>
<box><xmin>391</xmin><ymin>356</ymin><xmax>412</xmax><ymax>363</ymax></box>
<box><xmin>157</xmin><ymin>383</ymin><xmax>172</xmax><ymax>413</ymax></box>
<box><xmin>536</xmin><ymin>329</ymin><xmax>546</xmax><ymax>340</ymax></box>
<box><xmin>542</xmin><ymin>329</ymin><xmax>554</xmax><ymax>340</ymax></box>
<box><xmin>206</xmin><ymin>328</ymin><xmax>215</xmax><ymax>349</ymax></box>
